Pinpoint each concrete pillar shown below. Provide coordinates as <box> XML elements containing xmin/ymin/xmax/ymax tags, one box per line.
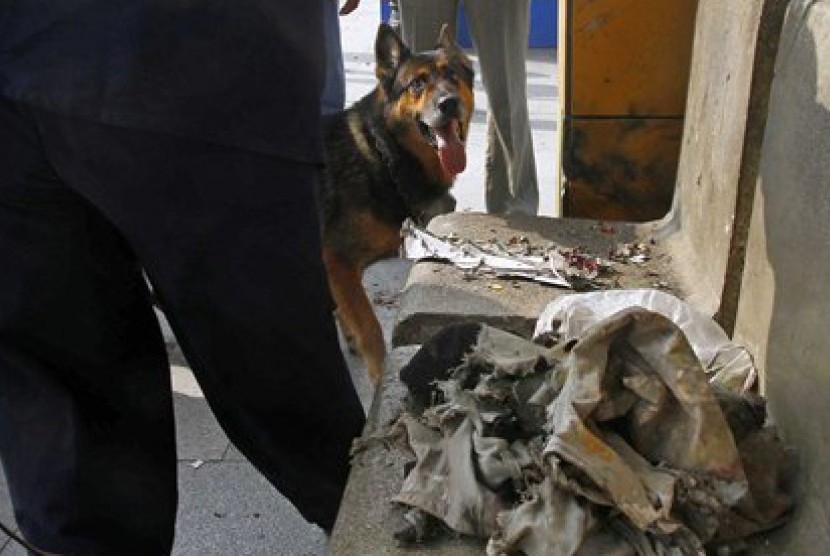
<box><xmin>733</xmin><ymin>0</ymin><xmax>830</xmax><ymax>550</ymax></box>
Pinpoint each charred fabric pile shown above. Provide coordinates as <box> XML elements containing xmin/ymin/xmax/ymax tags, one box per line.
<box><xmin>363</xmin><ymin>294</ymin><xmax>795</xmax><ymax>555</ymax></box>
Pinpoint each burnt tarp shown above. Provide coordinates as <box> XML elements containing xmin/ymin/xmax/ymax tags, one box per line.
<box><xmin>373</xmin><ymin>306</ymin><xmax>793</xmax><ymax>555</ymax></box>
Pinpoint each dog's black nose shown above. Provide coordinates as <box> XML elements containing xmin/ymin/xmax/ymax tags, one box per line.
<box><xmin>437</xmin><ymin>95</ymin><xmax>460</xmax><ymax>117</ymax></box>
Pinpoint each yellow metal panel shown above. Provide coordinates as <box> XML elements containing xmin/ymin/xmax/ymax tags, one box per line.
<box><xmin>562</xmin><ymin>118</ymin><xmax>683</xmax><ymax>221</ymax></box>
<box><xmin>569</xmin><ymin>0</ymin><xmax>698</xmax><ymax>117</ymax></box>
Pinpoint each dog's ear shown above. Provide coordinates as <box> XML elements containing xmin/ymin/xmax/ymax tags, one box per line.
<box><xmin>436</xmin><ymin>23</ymin><xmax>458</xmax><ymax>51</ymax></box>
<box><xmin>375</xmin><ymin>24</ymin><xmax>410</xmax><ymax>85</ymax></box>
<box><xmin>437</xmin><ymin>23</ymin><xmax>474</xmax><ymax>83</ymax></box>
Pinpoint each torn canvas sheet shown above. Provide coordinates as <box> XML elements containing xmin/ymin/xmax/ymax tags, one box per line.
<box><xmin>382</xmin><ymin>309</ymin><xmax>793</xmax><ymax>555</ymax></box>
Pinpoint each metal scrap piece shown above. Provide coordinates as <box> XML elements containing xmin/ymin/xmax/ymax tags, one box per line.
<box><xmin>401</xmin><ymin>220</ymin><xmax>572</xmax><ymax>288</ymax></box>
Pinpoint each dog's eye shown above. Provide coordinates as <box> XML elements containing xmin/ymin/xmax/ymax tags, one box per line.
<box><xmin>408</xmin><ymin>76</ymin><xmax>427</xmax><ymax>95</ymax></box>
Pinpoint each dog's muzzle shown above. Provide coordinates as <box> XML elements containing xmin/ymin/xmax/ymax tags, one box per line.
<box><xmin>419</xmin><ymin>94</ymin><xmax>467</xmax><ymax>178</ymax></box>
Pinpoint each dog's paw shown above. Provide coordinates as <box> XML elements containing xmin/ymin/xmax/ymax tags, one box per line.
<box><xmin>345</xmin><ymin>335</ymin><xmax>359</xmax><ymax>355</ymax></box>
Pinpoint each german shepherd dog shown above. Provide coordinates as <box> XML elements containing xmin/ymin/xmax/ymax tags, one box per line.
<box><xmin>318</xmin><ymin>24</ymin><xmax>474</xmax><ymax>385</ymax></box>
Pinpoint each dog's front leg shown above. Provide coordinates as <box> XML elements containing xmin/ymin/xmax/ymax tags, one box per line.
<box><xmin>322</xmin><ymin>249</ymin><xmax>386</xmax><ymax>385</ymax></box>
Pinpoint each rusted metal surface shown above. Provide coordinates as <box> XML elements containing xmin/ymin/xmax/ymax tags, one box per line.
<box><xmin>562</xmin><ymin>118</ymin><xmax>683</xmax><ymax>221</ymax></box>
<box><xmin>568</xmin><ymin>0</ymin><xmax>698</xmax><ymax>117</ymax></box>
<box><xmin>560</xmin><ymin>0</ymin><xmax>697</xmax><ymax>220</ymax></box>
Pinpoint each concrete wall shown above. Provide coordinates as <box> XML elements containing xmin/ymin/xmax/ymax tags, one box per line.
<box><xmin>667</xmin><ymin>0</ymin><xmax>830</xmax><ymax>549</ymax></box>
<box><xmin>664</xmin><ymin>0</ymin><xmax>787</xmax><ymax>320</ymax></box>
<box><xmin>732</xmin><ymin>0</ymin><xmax>830</xmax><ymax>551</ymax></box>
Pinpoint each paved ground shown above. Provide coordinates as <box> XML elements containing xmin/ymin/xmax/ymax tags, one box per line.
<box><xmin>0</xmin><ymin>2</ymin><xmax>558</xmax><ymax>554</ymax></box>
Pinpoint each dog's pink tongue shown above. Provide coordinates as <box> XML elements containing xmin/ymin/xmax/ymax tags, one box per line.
<box><xmin>434</xmin><ymin>122</ymin><xmax>466</xmax><ymax>177</ymax></box>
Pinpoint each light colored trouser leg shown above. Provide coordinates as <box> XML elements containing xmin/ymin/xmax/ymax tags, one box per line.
<box><xmin>465</xmin><ymin>0</ymin><xmax>538</xmax><ymax>215</ymax></box>
<box><xmin>398</xmin><ymin>0</ymin><xmax>459</xmax><ymax>51</ymax></box>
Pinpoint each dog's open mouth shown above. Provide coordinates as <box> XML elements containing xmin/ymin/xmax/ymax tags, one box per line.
<box><xmin>418</xmin><ymin>119</ymin><xmax>467</xmax><ymax>178</ymax></box>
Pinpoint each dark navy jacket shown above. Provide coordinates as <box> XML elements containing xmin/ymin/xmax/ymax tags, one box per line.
<box><xmin>0</xmin><ymin>0</ymin><xmax>325</xmax><ymax>163</ymax></box>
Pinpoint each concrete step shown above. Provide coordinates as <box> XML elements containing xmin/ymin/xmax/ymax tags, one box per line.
<box><xmin>393</xmin><ymin>212</ymin><xmax>683</xmax><ymax>346</ymax></box>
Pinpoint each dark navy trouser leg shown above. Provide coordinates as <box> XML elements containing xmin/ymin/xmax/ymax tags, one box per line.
<box><xmin>0</xmin><ymin>98</ymin><xmax>177</xmax><ymax>555</ymax></box>
<box><xmin>0</xmin><ymin>98</ymin><xmax>365</xmax><ymax>554</ymax></box>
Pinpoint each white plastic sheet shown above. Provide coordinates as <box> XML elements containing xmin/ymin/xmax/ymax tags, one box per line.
<box><xmin>534</xmin><ymin>289</ymin><xmax>757</xmax><ymax>393</ymax></box>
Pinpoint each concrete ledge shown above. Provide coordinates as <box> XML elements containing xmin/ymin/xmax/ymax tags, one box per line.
<box><xmin>393</xmin><ymin>212</ymin><xmax>682</xmax><ymax>346</ymax></box>
<box><xmin>333</xmin><ymin>213</ymin><xmax>686</xmax><ymax>555</ymax></box>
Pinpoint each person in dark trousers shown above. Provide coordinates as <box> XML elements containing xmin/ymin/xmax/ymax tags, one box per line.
<box><xmin>0</xmin><ymin>1</ymin><xmax>366</xmax><ymax>554</ymax></box>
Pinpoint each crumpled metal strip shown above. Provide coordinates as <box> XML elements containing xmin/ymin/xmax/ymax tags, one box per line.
<box><xmin>392</xmin><ymin>401</ymin><xmax>504</xmax><ymax>537</ymax></box>
<box><xmin>383</xmin><ymin>314</ymin><xmax>793</xmax><ymax>555</ymax></box>
<box><xmin>400</xmin><ymin>219</ymin><xmax>572</xmax><ymax>287</ymax></box>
